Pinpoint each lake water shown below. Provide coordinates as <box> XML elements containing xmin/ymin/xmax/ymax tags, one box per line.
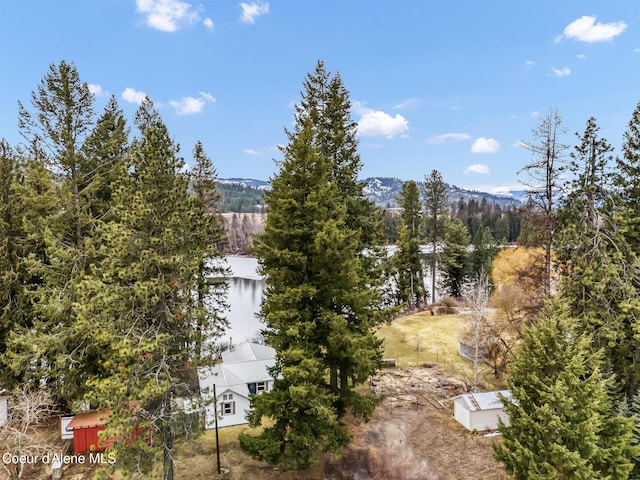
<box><xmin>220</xmin><ymin>252</ymin><xmax>438</xmax><ymax>345</ymax></box>
<box><xmin>223</xmin><ymin>256</ymin><xmax>264</xmax><ymax>344</ymax></box>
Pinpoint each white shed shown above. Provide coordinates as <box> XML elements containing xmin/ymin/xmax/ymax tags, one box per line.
<box><xmin>453</xmin><ymin>390</ymin><xmax>511</xmax><ymax>432</ymax></box>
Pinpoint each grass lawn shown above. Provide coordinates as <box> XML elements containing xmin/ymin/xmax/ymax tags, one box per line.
<box><xmin>377</xmin><ymin>310</ymin><xmax>504</xmax><ymax>391</ymax></box>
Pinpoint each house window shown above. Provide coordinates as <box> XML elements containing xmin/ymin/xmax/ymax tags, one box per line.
<box><xmin>248</xmin><ymin>382</ymin><xmax>268</xmax><ymax>394</ymax></box>
<box><xmin>220</xmin><ymin>394</ymin><xmax>235</xmax><ymax>416</ymax></box>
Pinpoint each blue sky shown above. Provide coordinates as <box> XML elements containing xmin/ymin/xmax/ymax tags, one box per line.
<box><xmin>1</xmin><ymin>1</ymin><xmax>639</xmax><ymax>193</ymax></box>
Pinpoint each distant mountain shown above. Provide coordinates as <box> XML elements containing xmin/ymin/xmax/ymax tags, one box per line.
<box><xmin>360</xmin><ymin>177</ymin><xmax>524</xmax><ymax>209</ymax></box>
<box><xmin>217</xmin><ymin>178</ymin><xmax>270</xmax><ymax>190</ymax></box>
<box><xmin>216</xmin><ymin>177</ymin><xmax>524</xmax><ymax>212</ymax></box>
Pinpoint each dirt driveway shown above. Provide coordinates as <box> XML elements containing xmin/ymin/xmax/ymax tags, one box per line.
<box><xmin>323</xmin><ymin>366</ymin><xmax>510</xmax><ymax>480</ymax></box>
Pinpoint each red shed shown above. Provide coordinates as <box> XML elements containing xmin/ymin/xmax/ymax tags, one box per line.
<box><xmin>67</xmin><ymin>410</ymin><xmax>109</xmax><ymax>454</ymax></box>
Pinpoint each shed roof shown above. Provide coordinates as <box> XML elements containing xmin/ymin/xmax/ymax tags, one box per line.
<box><xmin>455</xmin><ymin>390</ymin><xmax>511</xmax><ymax>412</ymax></box>
<box><xmin>67</xmin><ymin>410</ymin><xmax>110</xmax><ymax>430</ymax></box>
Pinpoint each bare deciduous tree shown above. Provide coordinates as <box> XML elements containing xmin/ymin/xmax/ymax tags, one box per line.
<box><xmin>462</xmin><ymin>275</ymin><xmax>490</xmax><ymax>392</ymax></box>
<box><xmin>0</xmin><ymin>386</ymin><xmax>57</xmax><ymax>480</ymax></box>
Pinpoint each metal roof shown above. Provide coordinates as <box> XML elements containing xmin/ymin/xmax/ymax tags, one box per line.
<box><xmin>455</xmin><ymin>390</ymin><xmax>511</xmax><ymax>412</ymax></box>
<box><xmin>198</xmin><ymin>343</ymin><xmax>276</xmax><ymax>399</ymax></box>
<box><xmin>221</xmin><ymin>343</ymin><xmax>276</xmax><ymax>363</ymax></box>
<box><xmin>67</xmin><ymin>410</ymin><xmax>110</xmax><ymax>430</ymax></box>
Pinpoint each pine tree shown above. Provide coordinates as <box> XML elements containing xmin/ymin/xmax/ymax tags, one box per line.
<box><xmin>0</xmin><ymin>150</ymin><xmax>59</xmax><ymax>388</ymax></box>
<box><xmin>494</xmin><ymin>303</ymin><xmax>636</xmax><ymax>479</ymax></box>
<box><xmin>393</xmin><ymin>180</ymin><xmax>427</xmax><ymax>307</ymax></box>
<box><xmin>80</xmin><ymin>95</ymin><xmax>129</xmax><ymax>222</ymax></box>
<box><xmin>615</xmin><ymin>101</ymin><xmax>640</xmax><ymax>254</ymax></box>
<box><xmin>556</xmin><ymin>117</ymin><xmax>640</xmax><ymax>396</ymax></box>
<box><xmin>0</xmin><ymin>141</ymin><xmax>20</xmax><ymax>375</ymax></box>
<box><xmin>422</xmin><ymin>170</ymin><xmax>448</xmax><ymax>303</ymax></box>
<box><xmin>239</xmin><ymin>63</ymin><xmax>389</xmax><ymax>469</ymax></box>
<box><xmin>6</xmin><ymin>62</ymin><xmax>119</xmax><ymax>403</ymax></box>
<box><xmin>78</xmin><ymin>99</ymin><xmax>225</xmax><ymax>480</ymax></box>
<box><xmin>440</xmin><ymin>218</ymin><xmax>470</xmax><ymax>298</ymax></box>
<box><xmin>190</xmin><ymin>140</ymin><xmax>228</xmax><ymax>360</ymax></box>
<box><xmin>469</xmin><ymin>226</ymin><xmax>498</xmax><ymax>278</ymax></box>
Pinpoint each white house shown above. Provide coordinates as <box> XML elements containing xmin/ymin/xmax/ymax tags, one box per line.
<box><xmin>453</xmin><ymin>390</ymin><xmax>511</xmax><ymax>432</ymax></box>
<box><xmin>198</xmin><ymin>342</ymin><xmax>276</xmax><ymax>428</ymax></box>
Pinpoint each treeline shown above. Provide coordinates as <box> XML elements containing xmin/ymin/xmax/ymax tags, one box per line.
<box><xmin>0</xmin><ymin>61</ymin><xmax>227</xmax><ymax>480</ymax></box>
<box><xmin>216</xmin><ymin>182</ymin><xmax>266</xmax><ymax>213</ymax></box>
<box><xmin>384</xmin><ymin>195</ymin><xmax>522</xmax><ymax>246</ymax></box>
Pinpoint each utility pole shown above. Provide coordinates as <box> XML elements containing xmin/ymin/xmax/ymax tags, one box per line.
<box><xmin>213</xmin><ymin>384</ymin><xmax>221</xmax><ymax>475</ymax></box>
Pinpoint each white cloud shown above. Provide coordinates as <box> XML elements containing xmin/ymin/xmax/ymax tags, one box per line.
<box><xmin>203</xmin><ymin>17</ymin><xmax>214</xmax><ymax>30</ymax></box>
<box><xmin>357</xmin><ymin>110</ymin><xmax>409</xmax><ymax>138</ymax></box>
<box><xmin>243</xmin><ymin>148</ymin><xmax>261</xmax><ymax>156</ymax></box>
<box><xmin>427</xmin><ymin>133</ymin><xmax>471</xmax><ymax>144</ymax></box>
<box><xmin>634</xmin><ymin>48</ymin><xmax>640</xmax><ymax>53</ymax></box>
<box><xmin>550</xmin><ymin>66</ymin><xmax>571</xmax><ymax>77</ymax></box>
<box><xmin>559</xmin><ymin>16</ymin><xmax>627</xmax><ymax>43</ymax></box>
<box><xmin>88</xmin><ymin>83</ymin><xmax>106</xmax><ymax>96</ymax></box>
<box><xmin>576</xmin><ymin>53</ymin><xmax>586</xmax><ymax>59</ymax></box>
<box><xmin>198</xmin><ymin>91</ymin><xmax>215</xmax><ymax>102</ymax></box>
<box><xmin>471</xmin><ymin>137</ymin><xmax>500</xmax><ymax>154</ymax></box>
<box><xmin>393</xmin><ymin>98</ymin><xmax>422</xmax><ymax>110</ymax></box>
<box><xmin>240</xmin><ymin>1</ymin><xmax>269</xmax><ymax>24</ymax></box>
<box><xmin>122</xmin><ymin>87</ymin><xmax>147</xmax><ymax>104</ymax></box>
<box><xmin>531</xmin><ymin>111</ymin><xmax>540</xmax><ymax>117</ymax></box>
<box><xmin>136</xmin><ymin>0</ymin><xmax>201</xmax><ymax>32</ymax></box>
<box><xmin>169</xmin><ymin>91</ymin><xmax>214</xmax><ymax>115</ymax></box>
<box><xmin>525</xmin><ymin>60</ymin><xmax>535</xmax><ymax>69</ymax></box>
<box><xmin>464</xmin><ymin>163</ymin><xmax>490</xmax><ymax>175</ymax></box>
<box><xmin>170</xmin><ymin>97</ymin><xmax>205</xmax><ymax>115</ymax></box>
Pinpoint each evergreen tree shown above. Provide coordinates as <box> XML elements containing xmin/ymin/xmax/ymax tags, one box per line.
<box><xmin>190</xmin><ymin>140</ymin><xmax>228</xmax><ymax>361</ymax></box>
<box><xmin>440</xmin><ymin>218</ymin><xmax>470</xmax><ymax>298</ymax></box>
<box><xmin>556</xmin><ymin>117</ymin><xmax>640</xmax><ymax>396</ymax></box>
<box><xmin>78</xmin><ymin>99</ymin><xmax>225</xmax><ymax>480</ymax></box>
<box><xmin>0</xmin><ymin>141</ymin><xmax>20</xmax><ymax>374</ymax></box>
<box><xmin>393</xmin><ymin>180</ymin><xmax>427</xmax><ymax>307</ymax></box>
<box><xmin>615</xmin><ymin>101</ymin><xmax>640</xmax><ymax>254</ymax></box>
<box><xmin>494</xmin><ymin>304</ymin><xmax>636</xmax><ymax>479</ymax></box>
<box><xmin>469</xmin><ymin>225</ymin><xmax>498</xmax><ymax>278</ymax></box>
<box><xmin>0</xmin><ymin>150</ymin><xmax>59</xmax><ymax>388</ymax></box>
<box><xmin>7</xmin><ymin>61</ymin><xmax>115</xmax><ymax>403</ymax></box>
<box><xmin>422</xmin><ymin>170</ymin><xmax>448</xmax><ymax>303</ymax></box>
<box><xmin>240</xmin><ymin>64</ymin><xmax>389</xmax><ymax>469</ymax></box>
<box><xmin>80</xmin><ymin>95</ymin><xmax>129</xmax><ymax>222</ymax></box>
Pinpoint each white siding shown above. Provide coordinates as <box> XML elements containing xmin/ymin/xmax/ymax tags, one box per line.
<box><xmin>0</xmin><ymin>396</ymin><xmax>8</xmax><ymax>427</ymax></box>
<box><xmin>453</xmin><ymin>390</ymin><xmax>511</xmax><ymax>432</ymax></box>
<box><xmin>453</xmin><ymin>397</ymin><xmax>470</xmax><ymax>429</ymax></box>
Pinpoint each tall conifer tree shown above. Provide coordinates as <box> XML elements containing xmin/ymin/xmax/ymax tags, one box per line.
<box><xmin>423</xmin><ymin>170</ymin><xmax>448</xmax><ymax>303</ymax></box>
<box><xmin>190</xmin><ymin>140</ymin><xmax>228</xmax><ymax>360</ymax></box>
<box><xmin>440</xmin><ymin>218</ymin><xmax>470</xmax><ymax>298</ymax></box>
<box><xmin>79</xmin><ymin>99</ymin><xmax>226</xmax><ymax>480</ymax></box>
<box><xmin>556</xmin><ymin>117</ymin><xmax>640</xmax><ymax>396</ymax></box>
<box><xmin>495</xmin><ymin>304</ymin><xmax>636</xmax><ymax>479</ymax></box>
<box><xmin>394</xmin><ymin>180</ymin><xmax>427</xmax><ymax>307</ymax></box>
<box><xmin>615</xmin><ymin>101</ymin><xmax>640</xmax><ymax>254</ymax></box>
<box><xmin>240</xmin><ymin>62</ymin><xmax>390</xmax><ymax>469</ymax></box>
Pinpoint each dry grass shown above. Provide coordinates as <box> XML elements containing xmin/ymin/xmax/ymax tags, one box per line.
<box><xmin>378</xmin><ymin>310</ymin><xmax>505</xmax><ymax>391</ymax></box>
